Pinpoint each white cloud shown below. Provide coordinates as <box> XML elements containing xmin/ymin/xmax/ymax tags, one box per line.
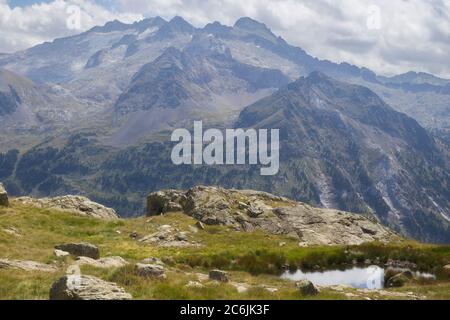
<box><xmin>0</xmin><ymin>0</ymin><xmax>142</xmax><ymax>53</ymax></box>
<box><xmin>0</xmin><ymin>0</ymin><xmax>449</xmax><ymax>78</ymax></box>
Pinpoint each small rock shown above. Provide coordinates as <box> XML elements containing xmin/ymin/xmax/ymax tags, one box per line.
<box><xmin>141</xmin><ymin>257</ymin><xmax>165</xmax><ymax>266</ymax></box>
<box><xmin>189</xmin><ymin>225</ymin><xmax>199</xmax><ymax>233</ymax></box>
<box><xmin>443</xmin><ymin>265</ymin><xmax>450</xmax><ymax>270</ymax></box>
<box><xmin>279</xmin><ymin>242</ymin><xmax>287</xmax><ymax>247</ymax></box>
<box><xmin>3</xmin><ymin>227</ymin><xmax>21</xmax><ymax>237</ymax></box>
<box><xmin>0</xmin><ymin>183</ymin><xmax>8</xmax><ymax>207</ymax></box>
<box><xmin>298</xmin><ymin>242</ymin><xmax>308</xmax><ymax>248</ymax></box>
<box><xmin>0</xmin><ymin>259</ymin><xmax>57</xmax><ymax>272</ymax></box>
<box><xmin>232</xmin><ymin>283</ymin><xmax>248</xmax><ymax>293</ymax></box>
<box><xmin>209</xmin><ymin>269</ymin><xmax>229</xmax><ymax>283</ymax></box>
<box><xmin>54</xmin><ymin>249</ymin><xmax>70</xmax><ymax>257</ymax></box>
<box><xmin>196</xmin><ymin>273</ymin><xmax>209</xmax><ymax>282</ymax></box>
<box><xmin>247</xmin><ymin>206</ymin><xmax>264</xmax><ymax>218</ymax></box>
<box><xmin>264</xmin><ymin>287</ymin><xmax>278</xmax><ymax>293</ymax></box>
<box><xmin>55</xmin><ymin>243</ymin><xmax>100</xmax><ymax>260</ymax></box>
<box><xmin>49</xmin><ymin>275</ymin><xmax>132</xmax><ymax>300</ymax></box>
<box><xmin>238</xmin><ymin>202</ymin><xmax>249</xmax><ymax>210</ymax></box>
<box><xmin>158</xmin><ymin>225</ymin><xmax>173</xmax><ymax>232</ymax></box>
<box><xmin>195</xmin><ymin>221</ymin><xmax>205</xmax><ymax>230</ymax></box>
<box><xmin>186</xmin><ymin>281</ymin><xmax>204</xmax><ymax>289</ymax></box>
<box><xmin>176</xmin><ymin>232</ymin><xmax>188</xmax><ymax>241</ymax></box>
<box><xmin>129</xmin><ymin>231</ymin><xmax>139</xmax><ymax>239</ymax></box>
<box><xmin>296</xmin><ymin>280</ymin><xmax>319</xmax><ymax>296</ymax></box>
<box><xmin>135</xmin><ymin>263</ymin><xmax>166</xmax><ymax>279</ymax></box>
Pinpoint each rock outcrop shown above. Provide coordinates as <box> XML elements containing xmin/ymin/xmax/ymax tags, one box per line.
<box><xmin>0</xmin><ymin>259</ymin><xmax>57</xmax><ymax>272</ymax></box>
<box><xmin>49</xmin><ymin>275</ymin><xmax>132</xmax><ymax>300</ymax></box>
<box><xmin>0</xmin><ymin>183</ymin><xmax>8</xmax><ymax>206</ymax></box>
<box><xmin>147</xmin><ymin>186</ymin><xmax>399</xmax><ymax>246</ymax></box>
<box><xmin>55</xmin><ymin>243</ymin><xmax>100</xmax><ymax>259</ymax></box>
<box><xmin>14</xmin><ymin>195</ymin><xmax>118</xmax><ymax>220</ymax></box>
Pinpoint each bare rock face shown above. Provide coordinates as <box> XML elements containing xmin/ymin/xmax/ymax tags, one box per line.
<box><xmin>147</xmin><ymin>186</ymin><xmax>399</xmax><ymax>246</ymax></box>
<box><xmin>55</xmin><ymin>243</ymin><xmax>100</xmax><ymax>259</ymax></box>
<box><xmin>49</xmin><ymin>275</ymin><xmax>132</xmax><ymax>300</ymax></box>
<box><xmin>13</xmin><ymin>195</ymin><xmax>118</xmax><ymax>220</ymax></box>
<box><xmin>0</xmin><ymin>259</ymin><xmax>57</xmax><ymax>272</ymax></box>
<box><xmin>0</xmin><ymin>183</ymin><xmax>8</xmax><ymax>207</ymax></box>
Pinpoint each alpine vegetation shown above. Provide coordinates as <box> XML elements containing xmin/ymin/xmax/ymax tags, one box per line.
<box><xmin>171</xmin><ymin>121</ymin><xmax>280</xmax><ymax>176</ymax></box>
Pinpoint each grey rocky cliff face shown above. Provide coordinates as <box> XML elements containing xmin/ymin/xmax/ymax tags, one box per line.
<box><xmin>13</xmin><ymin>195</ymin><xmax>118</xmax><ymax>220</ymax></box>
<box><xmin>147</xmin><ymin>186</ymin><xmax>399</xmax><ymax>246</ymax></box>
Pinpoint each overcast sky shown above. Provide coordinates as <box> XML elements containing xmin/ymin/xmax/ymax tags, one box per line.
<box><xmin>1</xmin><ymin>0</ymin><xmax>449</xmax><ymax>78</ymax></box>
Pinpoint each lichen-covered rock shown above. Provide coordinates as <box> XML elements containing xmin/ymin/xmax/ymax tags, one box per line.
<box><xmin>0</xmin><ymin>259</ymin><xmax>57</xmax><ymax>272</ymax></box>
<box><xmin>54</xmin><ymin>249</ymin><xmax>70</xmax><ymax>257</ymax></box>
<box><xmin>141</xmin><ymin>257</ymin><xmax>164</xmax><ymax>266</ymax></box>
<box><xmin>209</xmin><ymin>269</ymin><xmax>229</xmax><ymax>282</ymax></box>
<box><xmin>49</xmin><ymin>275</ymin><xmax>132</xmax><ymax>300</ymax></box>
<box><xmin>0</xmin><ymin>183</ymin><xmax>8</xmax><ymax>207</ymax></box>
<box><xmin>55</xmin><ymin>243</ymin><xmax>100</xmax><ymax>259</ymax></box>
<box><xmin>135</xmin><ymin>263</ymin><xmax>166</xmax><ymax>279</ymax></box>
<box><xmin>13</xmin><ymin>195</ymin><xmax>118</xmax><ymax>220</ymax></box>
<box><xmin>296</xmin><ymin>280</ymin><xmax>319</xmax><ymax>296</ymax></box>
<box><xmin>147</xmin><ymin>186</ymin><xmax>399</xmax><ymax>246</ymax></box>
<box><xmin>138</xmin><ymin>224</ymin><xmax>199</xmax><ymax>248</ymax></box>
<box><xmin>75</xmin><ymin>256</ymin><xmax>128</xmax><ymax>269</ymax></box>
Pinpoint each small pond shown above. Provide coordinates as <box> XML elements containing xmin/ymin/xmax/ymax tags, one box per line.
<box><xmin>281</xmin><ymin>267</ymin><xmax>436</xmax><ymax>290</ymax></box>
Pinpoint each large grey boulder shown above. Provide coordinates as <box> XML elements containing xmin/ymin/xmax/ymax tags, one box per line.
<box><xmin>55</xmin><ymin>243</ymin><xmax>100</xmax><ymax>259</ymax></box>
<box><xmin>147</xmin><ymin>186</ymin><xmax>399</xmax><ymax>246</ymax></box>
<box><xmin>14</xmin><ymin>195</ymin><xmax>118</xmax><ymax>220</ymax></box>
<box><xmin>50</xmin><ymin>275</ymin><xmax>132</xmax><ymax>300</ymax></box>
<box><xmin>0</xmin><ymin>259</ymin><xmax>57</xmax><ymax>272</ymax></box>
<box><xmin>0</xmin><ymin>183</ymin><xmax>8</xmax><ymax>207</ymax></box>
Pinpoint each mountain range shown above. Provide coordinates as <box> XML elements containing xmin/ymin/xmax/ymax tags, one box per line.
<box><xmin>0</xmin><ymin>16</ymin><xmax>449</xmax><ymax>243</ymax></box>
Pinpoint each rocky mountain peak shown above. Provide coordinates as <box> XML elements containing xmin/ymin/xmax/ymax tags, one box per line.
<box><xmin>202</xmin><ymin>21</ymin><xmax>232</xmax><ymax>36</ymax></box>
<box><xmin>167</xmin><ymin>16</ymin><xmax>196</xmax><ymax>32</ymax></box>
<box><xmin>90</xmin><ymin>19</ymin><xmax>132</xmax><ymax>33</ymax></box>
<box><xmin>234</xmin><ymin>17</ymin><xmax>271</xmax><ymax>33</ymax></box>
<box><xmin>233</xmin><ymin>17</ymin><xmax>278</xmax><ymax>42</ymax></box>
<box><xmin>133</xmin><ymin>16</ymin><xmax>167</xmax><ymax>33</ymax></box>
